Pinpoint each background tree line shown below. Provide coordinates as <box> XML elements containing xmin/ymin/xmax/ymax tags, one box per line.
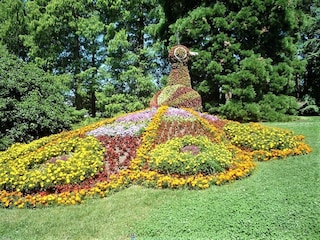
<box><xmin>0</xmin><ymin>0</ymin><xmax>319</xmax><ymax>149</ymax></box>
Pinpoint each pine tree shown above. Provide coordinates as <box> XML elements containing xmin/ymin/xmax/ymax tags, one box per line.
<box><xmin>162</xmin><ymin>0</ymin><xmax>309</xmax><ymax>121</ymax></box>
<box><xmin>22</xmin><ymin>0</ymin><xmax>109</xmax><ymax>116</ymax></box>
<box><xmin>0</xmin><ymin>0</ymin><xmax>29</xmax><ymax>60</ymax></box>
<box><xmin>301</xmin><ymin>4</ymin><xmax>320</xmax><ymax>110</ymax></box>
<box><xmin>96</xmin><ymin>0</ymin><xmax>164</xmax><ymax>116</ymax></box>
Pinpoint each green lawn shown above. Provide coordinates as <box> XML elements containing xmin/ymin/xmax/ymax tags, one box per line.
<box><xmin>0</xmin><ymin>117</ymin><xmax>319</xmax><ymax>240</ymax></box>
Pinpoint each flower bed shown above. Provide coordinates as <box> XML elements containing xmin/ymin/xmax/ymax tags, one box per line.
<box><xmin>0</xmin><ymin>136</ymin><xmax>105</xmax><ymax>192</ymax></box>
<box><xmin>0</xmin><ymin>107</ymin><xmax>312</xmax><ymax>208</ymax></box>
<box><xmin>223</xmin><ymin>122</ymin><xmax>312</xmax><ymax>160</ymax></box>
<box><xmin>148</xmin><ymin>135</ymin><xmax>233</xmax><ymax>175</ymax></box>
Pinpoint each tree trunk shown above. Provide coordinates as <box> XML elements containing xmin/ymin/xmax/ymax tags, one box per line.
<box><xmin>91</xmin><ymin>90</ymin><xmax>96</xmax><ymax>117</ymax></box>
<box><xmin>91</xmin><ymin>52</ymin><xmax>97</xmax><ymax>117</ymax></box>
<box><xmin>73</xmin><ymin>23</ymin><xmax>82</xmax><ymax>110</ymax></box>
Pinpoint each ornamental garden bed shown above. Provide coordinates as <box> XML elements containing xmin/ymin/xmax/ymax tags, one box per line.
<box><xmin>0</xmin><ymin>107</ymin><xmax>312</xmax><ymax>208</ymax></box>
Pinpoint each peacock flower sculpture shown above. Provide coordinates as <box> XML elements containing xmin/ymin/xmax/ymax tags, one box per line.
<box><xmin>0</xmin><ymin>45</ymin><xmax>312</xmax><ymax>209</ymax></box>
<box><xmin>149</xmin><ymin>45</ymin><xmax>202</xmax><ymax>111</ymax></box>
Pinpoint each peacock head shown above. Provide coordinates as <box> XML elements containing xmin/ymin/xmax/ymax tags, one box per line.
<box><xmin>168</xmin><ymin>45</ymin><xmax>198</xmax><ymax>64</ymax></box>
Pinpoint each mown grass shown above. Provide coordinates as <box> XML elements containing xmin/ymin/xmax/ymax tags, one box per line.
<box><xmin>0</xmin><ymin>117</ymin><xmax>319</xmax><ymax>240</ymax></box>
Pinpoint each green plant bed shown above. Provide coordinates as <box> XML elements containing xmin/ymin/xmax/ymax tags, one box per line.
<box><xmin>149</xmin><ymin>135</ymin><xmax>232</xmax><ymax>175</ymax></box>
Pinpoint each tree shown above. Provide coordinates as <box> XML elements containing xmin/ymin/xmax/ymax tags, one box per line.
<box><xmin>96</xmin><ymin>0</ymin><xmax>164</xmax><ymax>116</ymax></box>
<box><xmin>22</xmin><ymin>0</ymin><xmax>108</xmax><ymax>116</ymax></box>
<box><xmin>0</xmin><ymin>45</ymin><xmax>75</xmax><ymax>150</ymax></box>
<box><xmin>1</xmin><ymin>0</ymin><xmax>312</xmax><ymax>121</ymax></box>
<box><xmin>301</xmin><ymin>4</ymin><xmax>320</xmax><ymax>113</ymax></box>
<box><xmin>20</xmin><ymin>0</ymin><xmax>164</xmax><ymax>117</ymax></box>
<box><xmin>160</xmin><ymin>0</ymin><xmax>308</xmax><ymax>121</ymax></box>
<box><xmin>0</xmin><ymin>0</ymin><xmax>29</xmax><ymax>60</ymax></box>
<box><xmin>156</xmin><ymin>0</ymin><xmax>203</xmax><ymax>44</ymax></box>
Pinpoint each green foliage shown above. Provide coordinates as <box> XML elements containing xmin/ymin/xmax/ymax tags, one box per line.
<box><xmin>299</xmin><ymin>105</ymin><xmax>319</xmax><ymax>116</ymax></box>
<box><xmin>149</xmin><ymin>135</ymin><xmax>232</xmax><ymax>175</ymax></box>
<box><xmin>301</xmin><ymin>5</ymin><xmax>320</xmax><ymax>106</ymax></box>
<box><xmin>165</xmin><ymin>0</ymin><xmax>308</xmax><ymax>121</ymax></box>
<box><xmin>298</xmin><ymin>95</ymin><xmax>319</xmax><ymax>116</ymax></box>
<box><xmin>218</xmin><ymin>100</ymin><xmax>262</xmax><ymax>122</ymax></box>
<box><xmin>96</xmin><ymin>79</ymin><xmax>152</xmax><ymax>118</ymax></box>
<box><xmin>99</xmin><ymin>0</ymin><xmax>165</xmax><ymax>116</ymax></box>
<box><xmin>214</xmin><ymin>53</ymin><xmax>300</xmax><ymax>121</ymax></box>
<box><xmin>0</xmin><ymin>0</ymin><xmax>29</xmax><ymax>59</ymax></box>
<box><xmin>0</xmin><ymin>0</ymin><xmax>316</xmax><ymax>121</ymax></box>
<box><xmin>96</xmin><ymin>93</ymin><xmax>145</xmax><ymax>118</ymax></box>
<box><xmin>259</xmin><ymin>94</ymin><xmax>299</xmax><ymax>121</ymax></box>
<box><xmin>21</xmin><ymin>0</ymin><xmax>112</xmax><ymax>116</ymax></box>
<box><xmin>218</xmin><ymin>94</ymin><xmax>299</xmax><ymax>122</ymax></box>
<box><xmin>0</xmin><ymin>45</ymin><xmax>75</xmax><ymax>150</ymax></box>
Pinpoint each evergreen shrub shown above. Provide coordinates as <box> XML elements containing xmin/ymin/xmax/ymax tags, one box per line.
<box><xmin>0</xmin><ymin>46</ymin><xmax>75</xmax><ymax>150</ymax></box>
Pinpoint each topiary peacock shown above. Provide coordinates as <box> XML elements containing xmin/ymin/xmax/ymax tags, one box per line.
<box><xmin>149</xmin><ymin>45</ymin><xmax>202</xmax><ymax>111</ymax></box>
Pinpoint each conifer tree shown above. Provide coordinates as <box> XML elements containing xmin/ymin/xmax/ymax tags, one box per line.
<box><xmin>96</xmin><ymin>0</ymin><xmax>164</xmax><ymax>116</ymax></box>
<box><xmin>301</xmin><ymin>5</ymin><xmax>320</xmax><ymax>110</ymax></box>
<box><xmin>1</xmin><ymin>0</ymin><xmax>315</xmax><ymax>121</ymax></box>
<box><xmin>21</xmin><ymin>0</ymin><xmax>109</xmax><ymax>116</ymax></box>
<box><xmin>162</xmin><ymin>0</ymin><xmax>308</xmax><ymax>121</ymax></box>
<box><xmin>0</xmin><ymin>0</ymin><xmax>29</xmax><ymax>60</ymax></box>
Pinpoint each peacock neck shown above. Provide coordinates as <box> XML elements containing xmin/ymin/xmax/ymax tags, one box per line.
<box><xmin>167</xmin><ymin>62</ymin><xmax>191</xmax><ymax>88</ymax></box>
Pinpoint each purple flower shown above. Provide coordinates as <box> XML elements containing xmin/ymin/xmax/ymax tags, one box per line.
<box><xmin>199</xmin><ymin>112</ymin><xmax>220</xmax><ymax>122</ymax></box>
<box><xmin>180</xmin><ymin>145</ymin><xmax>200</xmax><ymax>155</ymax></box>
<box><xmin>87</xmin><ymin>121</ymin><xmax>147</xmax><ymax>137</ymax></box>
<box><xmin>116</xmin><ymin>108</ymin><xmax>157</xmax><ymax>122</ymax></box>
<box><xmin>165</xmin><ymin>107</ymin><xmax>193</xmax><ymax>118</ymax></box>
